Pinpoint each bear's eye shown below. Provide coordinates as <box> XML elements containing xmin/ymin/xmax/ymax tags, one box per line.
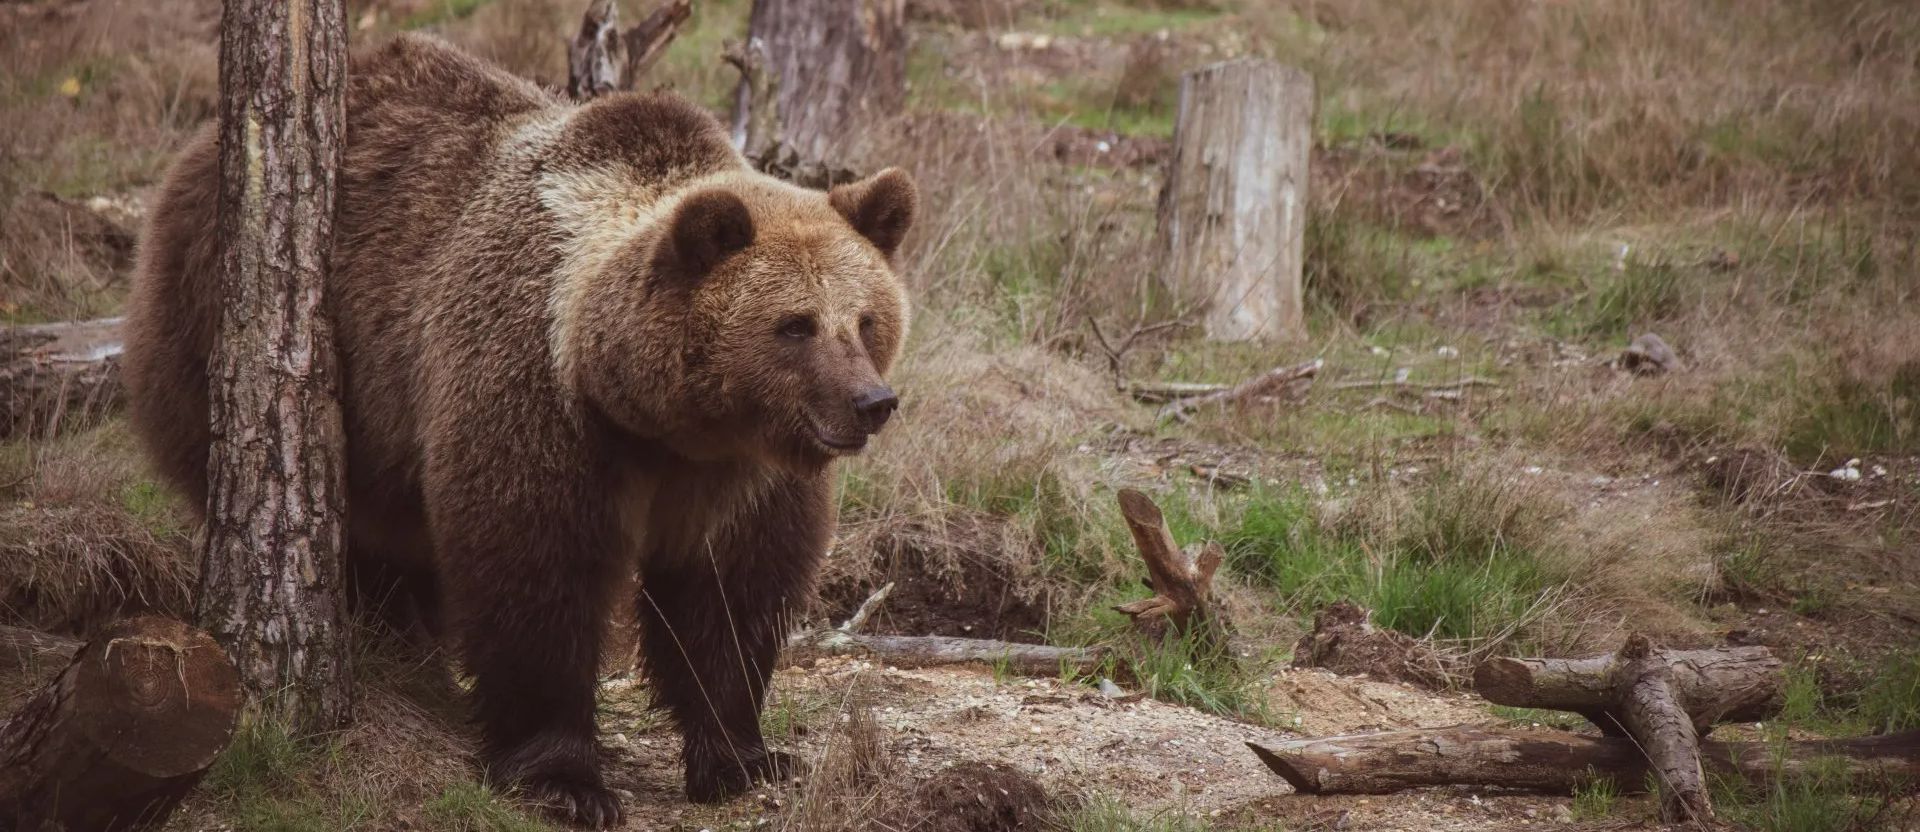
<box><xmin>777</xmin><ymin>315</ymin><xmax>817</xmax><ymax>340</ymax></box>
<box><xmin>859</xmin><ymin>314</ymin><xmax>876</xmax><ymax>336</ymax></box>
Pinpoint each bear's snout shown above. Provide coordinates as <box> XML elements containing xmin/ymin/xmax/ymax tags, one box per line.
<box><xmin>852</xmin><ymin>385</ymin><xmax>899</xmax><ymax>433</ymax></box>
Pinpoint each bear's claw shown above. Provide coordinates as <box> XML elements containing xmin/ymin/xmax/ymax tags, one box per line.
<box><xmin>522</xmin><ymin>772</ymin><xmax>625</xmax><ymax>828</ymax></box>
<box><xmin>686</xmin><ymin>748</ymin><xmax>804</xmax><ymax>803</ymax></box>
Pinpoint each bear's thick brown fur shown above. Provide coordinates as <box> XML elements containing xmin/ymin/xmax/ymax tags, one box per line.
<box><xmin>123</xmin><ymin>34</ymin><xmax>914</xmax><ymax>827</ymax></box>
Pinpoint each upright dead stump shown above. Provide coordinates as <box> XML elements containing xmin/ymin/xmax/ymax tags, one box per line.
<box><xmin>1112</xmin><ymin>489</ymin><xmax>1225</xmax><ymax>653</ymax></box>
<box><xmin>1156</xmin><ymin>59</ymin><xmax>1313</xmax><ymax>342</ymax></box>
<box><xmin>734</xmin><ymin>0</ymin><xmax>907</xmax><ymax>164</ymax></box>
<box><xmin>205</xmin><ymin>0</ymin><xmax>354</xmax><ymax>730</ymax></box>
<box><xmin>0</xmin><ymin>617</ymin><xmax>241</xmax><ymax>831</ymax></box>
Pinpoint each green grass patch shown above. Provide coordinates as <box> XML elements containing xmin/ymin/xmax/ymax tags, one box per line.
<box><xmin>1489</xmin><ymin>705</ymin><xmax>1590</xmax><ymax>731</ymax></box>
<box><xmin>424</xmin><ymin>783</ymin><xmax>556</xmax><ymax>832</ymax></box>
<box><xmin>204</xmin><ymin>722</ymin><xmax>382</xmax><ymax>832</ymax></box>
<box><xmin>1858</xmin><ymin>652</ymin><xmax>1920</xmax><ymax>735</ymax></box>
<box><xmin>1570</xmin><ymin>771</ymin><xmax>1621</xmax><ymax>821</ymax></box>
<box><xmin>1055</xmin><ymin>794</ymin><xmax>1257</xmax><ymax>832</ymax></box>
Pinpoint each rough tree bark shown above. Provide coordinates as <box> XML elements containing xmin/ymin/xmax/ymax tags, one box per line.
<box><xmin>0</xmin><ymin>617</ymin><xmax>241</xmax><ymax>831</ymax></box>
<box><xmin>734</xmin><ymin>0</ymin><xmax>907</xmax><ymax>164</ymax></box>
<box><xmin>1247</xmin><ymin>728</ymin><xmax>1920</xmax><ymax>797</ymax></box>
<box><xmin>204</xmin><ymin>0</ymin><xmax>353</xmax><ymax>731</ymax></box>
<box><xmin>1156</xmin><ymin>59</ymin><xmax>1313</xmax><ymax>342</ymax></box>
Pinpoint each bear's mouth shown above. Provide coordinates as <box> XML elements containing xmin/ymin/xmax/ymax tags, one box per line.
<box><xmin>811</xmin><ymin>429</ymin><xmax>869</xmax><ymax>455</ymax></box>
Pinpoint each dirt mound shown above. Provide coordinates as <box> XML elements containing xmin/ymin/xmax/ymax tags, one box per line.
<box><xmin>1290</xmin><ymin>601</ymin><xmax>1461</xmax><ymax>690</ymax></box>
<box><xmin>873</xmin><ymin>761</ymin><xmax>1051</xmax><ymax>832</ymax></box>
<box><xmin>821</xmin><ymin>512</ymin><xmax>1052</xmax><ymax>643</ymax></box>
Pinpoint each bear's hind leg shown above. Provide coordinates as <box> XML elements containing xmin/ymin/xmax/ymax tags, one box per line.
<box><xmin>426</xmin><ymin>436</ymin><xmax>626</xmax><ymax>827</ymax></box>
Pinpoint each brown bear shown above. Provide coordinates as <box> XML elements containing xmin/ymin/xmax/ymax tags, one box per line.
<box><xmin>123</xmin><ymin>33</ymin><xmax>914</xmax><ymax>827</ymax></box>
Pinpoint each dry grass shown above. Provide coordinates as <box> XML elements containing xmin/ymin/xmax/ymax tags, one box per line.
<box><xmin>0</xmin><ymin>420</ymin><xmax>193</xmax><ymax>634</ymax></box>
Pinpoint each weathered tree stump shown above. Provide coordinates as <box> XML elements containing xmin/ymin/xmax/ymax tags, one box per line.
<box><xmin>1247</xmin><ymin>727</ymin><xmax>1920</xmax><ymax>797</ymax></box>
<box><xmin>0</xmin><ymin>617</ymin><xmax>241</xmax><ymax>831</ymax></box>
<box><xmin>1112</xmin><ymin>488</ymin><xmax>1223</xmax><ymax>648</ymax></box>
<box><xmin>1</xmin><ymin>316</ymin><xmax>124</xmax><ymax>440</ymax></box>
<box><xmin>734</xmin><ymin>0</ymin><xmax>907</xmax><ymax>164</ymax></box>
<box><xmin>567</xmin><ymin>0</ymin><xmax>691</xmax><ymax>100</ymax></box>
<box><xmin>1155</xmin><ymin>59</ymin><xmax>1313</xmax><ymax>342</ymax></box>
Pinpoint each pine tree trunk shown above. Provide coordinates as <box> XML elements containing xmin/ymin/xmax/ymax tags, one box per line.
<box><xmin>736</xmin><ymin>0</ymin><xmax>907</xmax><ymax>163</ymax></box>
<box><xmin>1156</xmin><ymin>59</ymin><xmax>1313</xmax><ymax>342</ymax></box>
<box><xmin>203</xmin><ymin>0</ymin><xmax>353</xmax><ymax>732</ymax></box>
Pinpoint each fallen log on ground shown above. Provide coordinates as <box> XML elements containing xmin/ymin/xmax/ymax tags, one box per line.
<box><xmin>0</xmin><ymin>616</ymin><xmax>241</xmax><ymax>831</ymax></box>
<box><xmin>1</xmin><ymin>316</ymin><xmax>124</xmax><ymax>439</ymax></box>
<box><xmin>784</xmin><ymin>630</ymin><xmax>1103</xmax><ymax>676</ymax></box>
<box><xmin>784</xmin><ymin>581</ymin><xmax>1104</xmax><ymax>676</ymax></box>
<box><xmin>1158</xmin><ymin>359</ymin><xmax>1320</xmax><ymax>422</ymax></box>
<box><xmin>1247</xmin><ymin>727</ymin><xmax>1920</xmax><ymax>797</ymax></box>
<box><xmin>1475</xmin><ymin>642</ymin><xmax>1783</xmax><ymax>732</ymax></box>
<box><xmin>1468</xmin><ymin>634</ymin><xmax>1784</xmax><ymax>822</ymax></box>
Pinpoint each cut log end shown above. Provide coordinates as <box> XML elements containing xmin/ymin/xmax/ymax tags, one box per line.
<box><xmin>0</xmin><ymin>617</ymin><xmax>241</xmax><ymax>831</ymax></box>
<box><xmin>1246</xmin><ymin>741</ymin><xmax>1319</xmax><ymax>793</ymax></box>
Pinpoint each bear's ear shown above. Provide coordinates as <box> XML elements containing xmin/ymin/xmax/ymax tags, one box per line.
<box><xmin>829</xmin><ymin>167</ymin><xmax>917</xmax><ymax>260</ymax></box>
<box><xmin>662</xmin><ymin>188</ymin><xmax>755</xmax><ymax>278</ymax></box>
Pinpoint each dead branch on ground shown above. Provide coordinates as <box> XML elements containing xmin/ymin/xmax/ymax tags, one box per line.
<box><xmin>1158</xmin><ymin>359</ymin><xmax>1322</xmax><ymax>423</ymax></box>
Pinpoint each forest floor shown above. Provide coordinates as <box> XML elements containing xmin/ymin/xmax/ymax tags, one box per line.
<box><xmin>3</xmin><ymin>0</ymin><xmax>1919</xmax><ymax>830</ymax></box>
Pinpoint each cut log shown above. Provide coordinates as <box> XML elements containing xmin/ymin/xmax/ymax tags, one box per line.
<box><xmin>0</xmin><ymin>617</ymin><xmax>241</xmax><ymax>831</ymax></box>
<box><xmin>1247</xmin><ymin>727</ymin><xmax>1920</xmax><ymax>796</ymax></box>
<box><xmin>1112</xmin><ymin>489</ymin><xmax>1222</xmax><ymax>646</ymax></box>
<box><xmin>784</xmin><ymin>630</ymin><xmax>1103</xmax><ymax>677</ymax></box>
<box><xmin>1614</xmin><ymin>637</ymin><xmax>1711</xmax><ymax>821</ymax></box>
<box><xmin>1</xmin><ymin>316</ymin><xmax>125</xmax><ymax>440</ymax></box>
<box><xmin>1474</xmin><ymin>644</ymin><xmax>1782</xmax><ymax>732</ymax></box>
<box><xmin>1155</xmin><ymin>59</ymin><xmax>1313</xmax><ymax>342</ymax></box>
<box><xmin>735</xmin><ymin>0</ymin><xmax>908</xmax><ymax>165</ymax></box>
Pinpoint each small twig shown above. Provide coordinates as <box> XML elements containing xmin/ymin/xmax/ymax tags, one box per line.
<box><xmin>1327</xmin><ymin>375</ymin><xmax>1500</xmax><ymax>392</ymax></box>
<box><xmin>1088</xmin><ymin>314</ymin><xmax>1187</xmax><ymax>390</ymax></box>
<box><xmin>838</xmin><ymin>582</ymin><xmax>894</xmax><ymax>634</ymax></box>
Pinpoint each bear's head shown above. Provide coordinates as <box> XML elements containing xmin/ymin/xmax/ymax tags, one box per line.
<box><xmin>567</xmin><ymin>168</ymin><xmax>916</xmax><ymax>469</ymax></box>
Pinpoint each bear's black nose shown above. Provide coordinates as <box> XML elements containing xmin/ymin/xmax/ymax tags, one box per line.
<box><xmin>853</xmin><ymin>386</ymin><xmax>899</xmax><ymax>432</ymax></box>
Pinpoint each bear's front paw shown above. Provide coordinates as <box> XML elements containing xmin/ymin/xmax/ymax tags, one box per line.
<box><xmin>685</xmin><ymin>747</ymin><xmax>804</xmax><ymax>803</ymax></box>
<box><xmin>519</xmin><ymin>771</ymin><xmax>625</xmax><ymax>828</ymax></box>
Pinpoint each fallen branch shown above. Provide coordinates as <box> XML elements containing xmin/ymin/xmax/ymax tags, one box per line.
<box><xmin>784</xmin><ymin>631</ymin><xmax>1103</xmax><ymax>677</ymax></box>
<box><xmin>837</xmin><ymin>581</ymin><xmax>895</xmax><ymax>634</ymax></box>
<box><xmin>0</xmin><ymin>617</ymin><xmax>241</xmax><ymax>831</ymax></box>
<box><xmin>1326</xmin><ymin>375</ymin><xmax>1500</xmax><ymax>392</ymax></box>
<box><xmin>1247</xmin><ymin>727</ymin><xmax>1920</xmax><ymax>797</ymax></box>
<box><xmin>1158</xmin><ymin>359</ymin><xmax>1321</xmax><ymax>422</ymax></box>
